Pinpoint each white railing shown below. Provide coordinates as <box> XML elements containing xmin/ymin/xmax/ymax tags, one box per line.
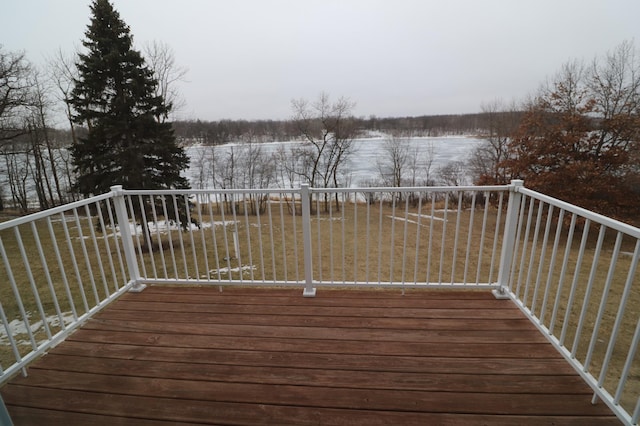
<box><xmin>119</xmin><ymin>184</ymin><xmax>510</xmax><ymax>295</ymax></box>
<box><xmin>0</xmin><ymin>180</ymin><xmax>639</xmax><ymax>425</ymax></box>
<box><xmin>0</xmin><ymin>192</ymin><xmax>136</xmax><ymax>386</ymax></box>
<box><xmin>498</xmin><ymin>182</ymin><xmax>640</xmax><ymax>426</ymax></box>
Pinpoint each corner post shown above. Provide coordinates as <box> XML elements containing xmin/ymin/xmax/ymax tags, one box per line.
<box><xmin>493</xmin><ymin>179</ymin><xmax>524</xmax><ymax>299</ymax></box>
<box><xmin>300</xmin><ymin>184</ymin><xmax>316</xmax><ymax>297</ymax></box>
<box><xmin>110</xmin><ymin>185</ymin><xmax>146</xmax><ymax>292</ymax></box>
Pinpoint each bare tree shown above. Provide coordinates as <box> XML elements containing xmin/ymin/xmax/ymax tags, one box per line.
<box><xmin>29</xmin><ymin>70</ymin><xmax>66</xmax><ymax>206</ymax></box>
<box><xmin>419</xmin><ymin>141</ymin><xmax>436</xmax><ymax>186</ymax></box>
<box><xmin>192</xmin><ymin>146</ymin><xmax>214</xmax><ymax>189</ymax></box>
<box><xmin>469</xmin><ymin>98</ymin><xmax>521</xmax><ymax>185</ymax></box>
<box><xmin>0</xmin><ymin>46</ymin><xmax>32</xmax><ymax>145</ymax></box>
<box><xmin>47</xmin><ymin>49</ymin><xmax>81</xmax><ymax>201</ymax></box>
<box><xmin>47</xmin><ymin>49</ymin><xmax>79</xmax><ymax>145</ymax></box>
<box><xmin>210</xmin><ymin>138</ymin><xmax>277</xmax><ymax>213</ymax></box>
<box><xmin>242</xmin><ymin>140</ymin><xmax>275</xmax><ymax>214</ymax></box>
<box><xmin>0</xmin><ymin>47</ymin><xmax>67</xmax><ymax>211</ymax></box>
<box><xmin>57</xmin><ymin>146</ymin><xmax>76</xmax><ymax>201</ymax></box>
<box><xmin>585</xmin><ymin>40</ymin><xmax>640</xmax><ymax>153</ymax></box>
<box><xmin>143</xmin><ymin>40</ymin><xmax>188</xmax><ymax>121</ymax></box>
<box><xmin>377</xmin><ymin>135</ymin><xmax>409</xmax><ymax>188</ymax></box>
<box><xmin>274</xmin><ymin>144</ymin><xmax>305</xmax><ymax>214</ymax></box>
<box><xmin>275</xmin><ymin>144</ymin><xmax>298</xmax><ymax>189</ymax></box>
<box><xmin>438</xmin><ymin>160</ymin><xmax>468</xmax><ymax>186</ymax></box>
<box><xmin>291</xmin><ymin>92</ymin><xmax>357</xmax><ymax>211</ymax></box>
<box><xmin>408</xmin><ymin>141</ymin><xmax>436</xmax><ymax>205</ymax></box>
<box><xmin>2</xmin><ymin>141</ymin><xmax>30</xmax><ymax>212</ymax></box>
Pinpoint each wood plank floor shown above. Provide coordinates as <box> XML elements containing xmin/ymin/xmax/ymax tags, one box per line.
<box><xmin>1</xmin><ymin>287</ymin><xmax>619</xmax><ymax>425</ymax></box>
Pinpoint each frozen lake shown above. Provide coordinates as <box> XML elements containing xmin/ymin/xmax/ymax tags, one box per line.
<box><xmin>185</xmin><ymin>135</ymin><xmax>484</xmax><ymax>188</ymax></box>
<box><xmin>1</xmin><ymin>136</ymin><xmax>483</xmax><ymax>208</ymax></box>
<box><xmin>344</xmin><ymin>136</ymin><xmax>482</xmax><ymax>186</ymax></box>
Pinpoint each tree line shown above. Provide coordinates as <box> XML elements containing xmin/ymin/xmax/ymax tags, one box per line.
<box><xmin>172</xmin><ymin>111</ymin><xmax>515</xmax><ymax>145</ymax></box>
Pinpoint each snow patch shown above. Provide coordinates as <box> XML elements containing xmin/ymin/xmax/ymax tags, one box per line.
<box><xmin>388</xmin><ymin>214</ymin><xmax>446</xmax><ymax>226</ymax></box>
<box><xmin>202</xmin><ymin>265</ymin><xmax>256</xmax><ymax>278</ymax></box>
<box><xmin>77</xmin><ymin>219</ymin><xmax>238</xmax><ymax>240</ymax></box>
<box><xmin>1</xmin><ymin>311</ymin><xmax>75</xmax><ymax>347</ymax></box>
<box><xmin>406</xmin><ymin>212</ymin><xmax>446</xmax><ymax>222</ymax></box>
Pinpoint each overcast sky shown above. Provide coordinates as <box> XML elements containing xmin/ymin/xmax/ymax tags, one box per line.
<box><xmin>3</xmin><ymin>0</ymin><xmax>640</xmax><ymax>121</ymax></box>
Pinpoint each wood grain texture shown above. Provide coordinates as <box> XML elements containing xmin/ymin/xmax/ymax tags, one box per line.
<box><xmin>1</xmin><ymin>287</ymin><xmax>619</xmax><ymax>425</ymax></box>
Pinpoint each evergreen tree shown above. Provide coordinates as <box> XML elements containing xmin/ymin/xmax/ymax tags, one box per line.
<box><xmin>70</xmin><ymin>0</ymin><xmax>189</xmax><ymax>196</ymax></box>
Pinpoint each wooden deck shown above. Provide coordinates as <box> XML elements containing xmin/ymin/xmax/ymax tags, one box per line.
<box><xmin>1</xmin><ymin>287</ymin><xmax>619</xmax><ymax>425</ymax></box>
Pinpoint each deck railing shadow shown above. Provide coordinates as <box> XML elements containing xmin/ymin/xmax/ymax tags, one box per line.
<box><xmin>0</xmin><ymin>180</ymin><xmax>638</xmax><ymax>425</ymax></box>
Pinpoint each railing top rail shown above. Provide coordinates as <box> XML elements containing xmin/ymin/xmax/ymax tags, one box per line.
<box><xmin>310</xmin><ymin>184</ymin><xmax>511</xmax><ymax>194</ymax></box>
<box><xmin>0</xmin><ymin>192</ymin><xmax>114</xmax><ymax>232</ymax></box>
<box><xmin>118</xmin><ymin>184</ymin><xmax>511</xmax><ymax>198</ymax></box>
<box><xmin>518</xmin><ymin>186</ymin><xmax>640</xmax><ymax>240</ymax></box>
<box><xmin>121</xmin><ymin>188</ymin><xmax>302</xmax><ymax>196</ymax></box>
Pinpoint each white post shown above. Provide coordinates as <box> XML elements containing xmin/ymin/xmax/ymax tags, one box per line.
<box><xmin>110</xmin><ymin>185</ymin><xmax>145</xmax><ymax>292</ymax></box>
<box><xmin>493</xmin><ymin>179</ymin><xmax>523</xmax><ymax>299</ymax></box>
<box><xmin>300</xmin><ymin>184</ymin><xmax>316</xmax><ymax>297</ymax></box>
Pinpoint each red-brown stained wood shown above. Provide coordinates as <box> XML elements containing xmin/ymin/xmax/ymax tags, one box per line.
<box><xmin>0</xmin><ymin>287</ymin><xmax>620</xmax><ymax>425</ymax></box>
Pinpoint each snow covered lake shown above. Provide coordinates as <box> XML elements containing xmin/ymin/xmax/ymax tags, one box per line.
<box><xmin>185</xmin><ymin>135</ymin><xmax>484</xmax><ymax>188</ymax></box>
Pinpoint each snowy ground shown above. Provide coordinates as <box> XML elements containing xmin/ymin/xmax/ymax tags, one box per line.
<box><xmin>0</xmin><ymin>311</ymin><xmax>75</xmax><ymax>348</ymax></box>
<box><xmin>76</xmin><ymin>219</ymin><xmax>238</xmax><ymax>241</ymax></box>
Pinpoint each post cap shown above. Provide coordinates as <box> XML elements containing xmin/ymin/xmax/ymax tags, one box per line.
<box><xmin>110</xmin><ymin>185</ymin><xmax>124</xmax><ymax>195</ymax></box>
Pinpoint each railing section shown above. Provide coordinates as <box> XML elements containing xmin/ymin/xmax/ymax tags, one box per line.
<box><xmin>501</xmin><ymin>185</ymin><xmax>640</xmax><ymax>425</ymax></box>
<box><xmin>0</xmin><ymin>193</ymin><xmax>135</xmax><ymax>385</ymax></box>
<box><xmin>120</xmin><ymin>185</ymin><xmax>510</xmax><ymax>292</ymax></box>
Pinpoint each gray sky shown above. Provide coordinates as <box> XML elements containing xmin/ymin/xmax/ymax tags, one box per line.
<box><xmin>3</xmin><ymin>0</ymin><xmax>640</xmax><ymax>121</ymax></box>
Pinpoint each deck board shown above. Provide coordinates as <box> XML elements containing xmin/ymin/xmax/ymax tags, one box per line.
<box><xmin>1</xmin><ymin>287</ymin><xmax>620</xmax><ymax>425</ymax></box>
